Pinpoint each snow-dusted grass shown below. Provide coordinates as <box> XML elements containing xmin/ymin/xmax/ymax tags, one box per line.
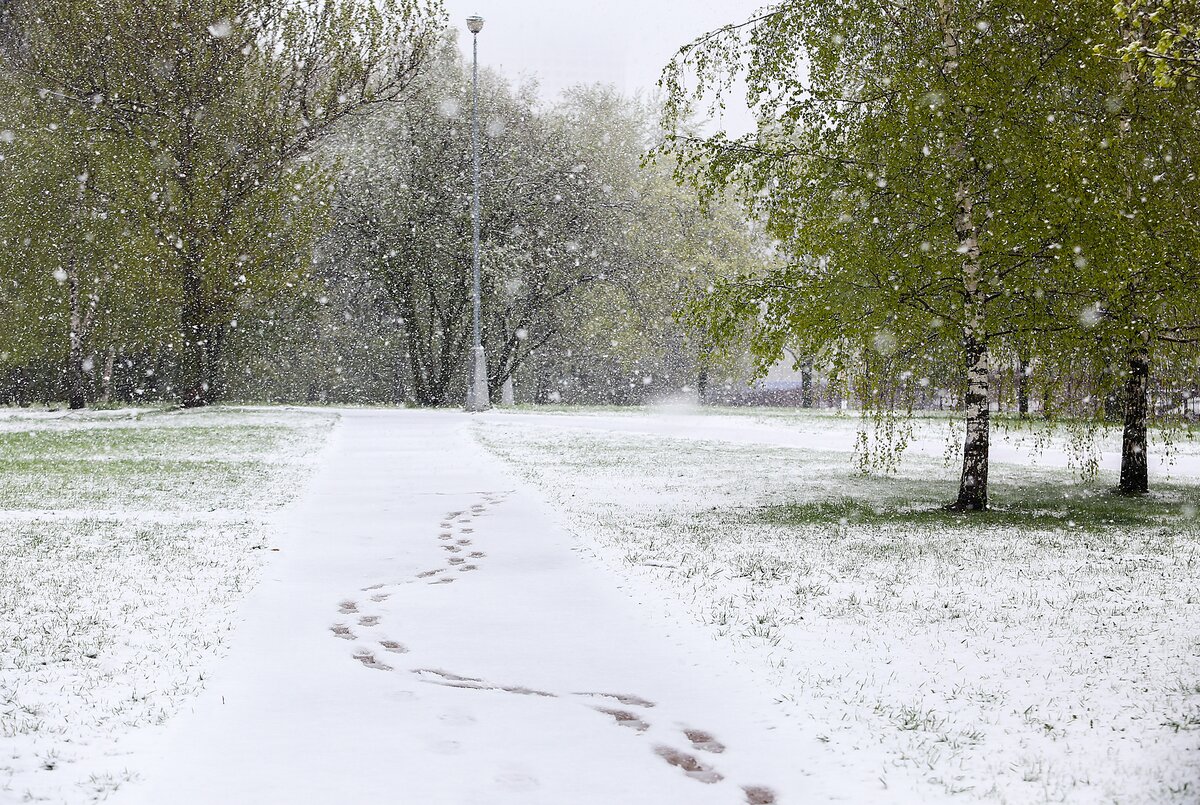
<box><xmin>476</xmin><ymin>411</ymin><xmax>1200</xmax><ymax>804</ymax></box>
<box><xmin>0</xmin><ymin>408</ymin><xmax>335</xmax><ymax>804</ymax></box>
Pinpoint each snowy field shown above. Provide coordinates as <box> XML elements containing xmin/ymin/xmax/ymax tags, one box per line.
<box><xmin>0</xmin><ymin>408</ymin><xmax>335</xmax><ymax>803</ymax></box>
<box><xmin>476</xmin><ymin>408</ymin><xmax>1200</xmax><ymax>804</ymax></box>
<box><xmin>1</xmin><ymin>405</ymin><xmax>1196</xmax><ymax>804</ymax></box>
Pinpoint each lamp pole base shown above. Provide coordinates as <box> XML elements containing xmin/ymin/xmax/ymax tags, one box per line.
<box><xmin>465</xmin><ymin>346</ymin><xmax>491</xmax><ymax>412</ymax></box>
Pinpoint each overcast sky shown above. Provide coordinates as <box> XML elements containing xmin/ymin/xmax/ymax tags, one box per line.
<box><xmin>440</xmin><ymin>0</ymin><xmax>765</xmax><ymax>134</ymax></box>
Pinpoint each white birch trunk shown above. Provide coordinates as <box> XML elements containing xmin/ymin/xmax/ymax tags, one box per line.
<box><xmin>940</xmin><ymin>0</ymin><xmax>991</xmax><ymax>510</ymax></box>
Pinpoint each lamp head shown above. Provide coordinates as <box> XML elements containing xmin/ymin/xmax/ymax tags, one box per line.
<box><xmin>466</xmin><ymin>15</ymin><xmax>484</xmax><ymax>34</ymax></box>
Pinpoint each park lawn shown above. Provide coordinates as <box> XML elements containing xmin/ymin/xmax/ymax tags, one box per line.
<box><xmin>0</xmin><ymin>407</ymin><xmax>335</xmax><ymax>804</ymax></box>
<box><xmin>476</xmin><ymin>411</ymin><xmax>1200</xmax><ymax>804</ymax></box>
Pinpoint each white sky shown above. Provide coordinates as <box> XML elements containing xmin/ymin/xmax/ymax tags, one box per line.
<box><xmin>441</xmin><ymin>0</ymin><xmax>765</xmax><ymax>134</ymax></box>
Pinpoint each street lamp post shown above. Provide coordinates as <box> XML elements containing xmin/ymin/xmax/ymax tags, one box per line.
<box><xmin>465</xmin><ymin>14</ymin><xmax>490</xmax><ymax>412</ymax></box>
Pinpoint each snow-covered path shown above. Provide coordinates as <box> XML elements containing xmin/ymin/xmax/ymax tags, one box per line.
<box><xmin>117</xmin><ymin>410</ymin><xmax>799</xmax><ymax>805</ymax></box>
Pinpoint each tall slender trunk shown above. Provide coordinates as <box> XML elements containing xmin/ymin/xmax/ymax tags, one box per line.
<box><xmin>947</xmin><ymin>161</ymin><xmax>990</xmax><ymax>510</ymax></box>
<box><xmin>1113</xmin><ymin>30</ymin><xmax>1152</xmax><ymax>495</ymax></box>
<box><xmin>801</xmin><ymin>358</ymin><xmax>814</xmax><ymax>408</ymax></box>
<box><xmin>696</xmin><ymin>335</ymin><xmax>713</xmax><ymax>404</ymax></box>
<box><xmin>66</xmin><ymin>264</ymin><xmax>86</xmax><ymax>410</ymax></box>
<box><xmin>948</xmin><ymin>174</ymin><xmax>990</xmax><ymax>511</ymax></box>
<box><xmin>174</xmin><ymin>115</ymin><xmax>220</xmax><ymax>409</ymax></box>
<box><xmin>176</xmin><ymin>258</ymin><xmax>226</xmax><ymax>408</ymax></box>
<box><xmin>178</xmin><ymin>254</ymin><xmax>220</xmax><ymax>408</ymax></box>
<box><xmin>206</xmin><ymin>320</ymin><xmax>225</xmax><ymax>402</ymax></box>
<box><xmin>940</xmin><ymin>0</ymin><xmax>990</xmax><ymax>511</ymax></box>
<box><xmin>1118</xmin><ymin>349</ymin><xmax>1150</xmax><ymax>495</ymax></box>
<box><xmin>954</xmin><ymin>322</ymin><xmax>990</xmax><ymax>510</ymax></box>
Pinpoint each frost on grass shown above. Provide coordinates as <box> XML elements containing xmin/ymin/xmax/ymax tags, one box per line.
<box><xmin>477</xmin><ymin>414</ymin><xmax>1200</xmax><ymax>804</ymax></box>
<box><xmin>0</xmin><ymin>407</ymin><xmax>334</xmax><ymax>803</ymax></box>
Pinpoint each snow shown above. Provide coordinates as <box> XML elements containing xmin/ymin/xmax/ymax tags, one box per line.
<box><xmin>0</xmin><ymin>408</ymin><xmax>334</xmax><ymax>804</ymax></box>
<box><xmin>115</xmin><ymin>410</ymin><xmax>803</xmax><ymax>804</ymax></box>
<box><xmin>474</xmin><ymin>408</ymin><xmax>1200</xmax><ymax>803</ymax></box>
<box><xmin>3</xmin><ymin>406</ymin><xmax>1197</xmax><ymax>804</ymax></box>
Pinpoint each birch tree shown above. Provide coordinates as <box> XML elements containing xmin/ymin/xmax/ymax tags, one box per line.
<box><xmin>661</xmin><ymin>0</ymin><xmax>1106</xmax><ymax>510</ymax></box>
<box><xmin>1051</xmin><ymin>57</ymin><xmax>1200</xmax><ymax>494</ymax></box>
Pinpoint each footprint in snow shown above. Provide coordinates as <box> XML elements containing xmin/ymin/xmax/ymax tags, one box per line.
<box><xmin>577</xmin><ymin>692</ymin><xmax>656</xmax><ymax>708</ymax></box>
<box><xmin>594</xmin><ymin>707</ymin><xmax>650</xmax><ymax>732</ymax></box>
<box><xmin>353</xmin><ymin>651</ymin><xmax>391</xmax><ymax>672</ymax></box>
<box><xmin>653</xmin><ymin>745</ymin><xmax>723</xmax><ymax>784</ymax></box>
<box><xmin>684</xmin><ymin>728</ymin><xmax>726</xmax><ymax>754</ymax></box>
<box><xmin>743</xmin><ymin>785</ymin><xmax>778</xmax><ymax>804</ymax></box>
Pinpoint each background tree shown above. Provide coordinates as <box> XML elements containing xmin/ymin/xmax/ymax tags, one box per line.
<box><xmin>0</xmin><ymin>66</ymin><xmax>173</xmax><ymax>407</ymax></box>
<box><xmin>2</xmin><ymin>0</ymin><xmax>445</xmax><ymax>406</ymax></box>
<box><xmin>307</xmin><ymin>41</ymin><xmax>759</xmax><ymax>408</ymax></box>
<box><xmin>316</xmin><ymin>45</ymin><xmax>617</xmax><ymax>406</ymax></box>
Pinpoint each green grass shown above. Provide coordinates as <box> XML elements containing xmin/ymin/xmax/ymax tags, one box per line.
<box><xmin>752</xmin><ymin>479</ymin><xmax>1199</xmax><ymax>533</ymax></box>
<box><xmin>0</xmin><ymin>423</ymin><xmax>299</xmax><ymax>461</ymax></box>
<box><xmin>0</xmin><ymin>412</ymin><xmax>327</xmax><ymax>510</ymax></box>
<box><xmin>0</xmin><ymin>456</ymin><xmax>274</xmax><ymax>510</ymax></box>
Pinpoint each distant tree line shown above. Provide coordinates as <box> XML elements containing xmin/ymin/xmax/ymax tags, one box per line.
<box><xmin>0</xmin><ymin>1</ymin><xmax>759</xmax><ymax>410</ymax></box>
<box><xmin>226</xmin><ymin>44</ymin><xmax>760</xmax><ymax>406</ymax></box>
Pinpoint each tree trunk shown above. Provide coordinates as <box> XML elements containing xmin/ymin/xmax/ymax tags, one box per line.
<box><xmin>1112</xmin><ymin>29</ymin><xmax>1149</xmax><ymax>496</ymax></box>
<box><xmin>66</xmin><ymin>267</ymin><xmax>86</xmax><ymax>410</ymax></box>
<box><xmin>953</xmin><ymin>328</ymin><xmax>990</xmax><ymax>510</ymax></box>
<box><xmin>801</xmin><ymin>359</ymin><xmax>814</xmax><ymax>408</ymax></box>
<box><xmin>945</xmin><ymin>161</ymin><xmax>990</xmax><ymax>509</ymax></box>
<box><xmin>939</xmin><ymin>0</ymin><xmax>990</xmax><ymax>511</ymax></box>
<box><xmin>205</xmin><ymin>320</ymin><xmax>225</xmax><ymax>402</ymax></box>
<box><xmin>179</xmin><ymin>262</ymin><xmax>212</xmax><ymax>408</ymax></box>
<box><xmin>1017</xmin><ymin>356</ymin><xmax>1030</xmax><ymax>418</ymax></box>
<box><xmin>1118</xmin><ymin>350</ymin><xmax>1150</xmax><ymax>495</ymax></box>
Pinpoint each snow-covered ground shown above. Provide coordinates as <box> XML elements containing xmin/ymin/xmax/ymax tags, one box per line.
<box><xmin>475</xmin><ymin>407</ymin><xmax>1200</xmax><ymax>804</ymax></box>
<box><xmin>0</xmin><ymin>408</ymin><xmax>335</xmax><ymax>803</ymax></box>
<box><xmin>112</xmin><ymin>410</ymin><xmax>803</xmax><ymax>805</ymax></box>
<box><xmin>2</xmin><ymin>405</ymin><xmax>1196</xmax><ymax>804</ymax></box>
